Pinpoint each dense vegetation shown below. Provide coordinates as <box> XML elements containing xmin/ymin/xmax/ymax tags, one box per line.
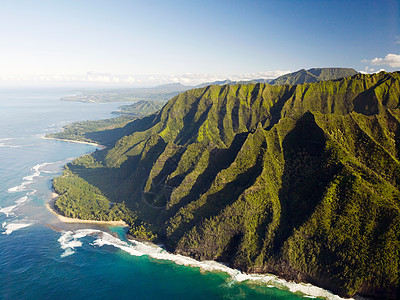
<box><xmin>116</xmin><ymin>100</ymin><xmax>165</xmax><ymax>117</ymax></box>
<box><xmin>53</xmin><ymin>167</ymin><xmax>157</xmax><ymax>240</ymax></box>
<box><xmin>53</xmin><ymin>71</ymin><xmax>400</xmax><ymax>298</ymax></box>
<box><xmin>269</xmin><ymin>67</ymin><xmax>358</xmax><ymax>85</ymax></box>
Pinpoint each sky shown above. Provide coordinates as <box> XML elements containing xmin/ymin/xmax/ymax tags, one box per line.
<box><xmin>0</xmin><ymin>0</ymin><xmax>399</xmax><ymax>87</ymax></box>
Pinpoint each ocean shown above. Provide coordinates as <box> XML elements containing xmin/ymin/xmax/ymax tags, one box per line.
<box><xmin>0</xmin><ymin>88</ymin><xmax>343</xmax><ymax>300</ymax></box>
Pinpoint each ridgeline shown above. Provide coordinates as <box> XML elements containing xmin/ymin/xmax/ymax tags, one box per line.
<box><xmin>52</xmin><ymin>71</ymin><xmax>400</xmax><ymax>298</ymax></box>
<box><xmin>269</xmin><ymin>67</ymin><xmax>358</xmax><ymax>85</ymax></box>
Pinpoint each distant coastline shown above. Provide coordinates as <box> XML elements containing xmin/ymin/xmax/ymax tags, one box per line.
<box><xmin>47</xmin><ymin>192</ymin><xmax>127</xmax><ymax>226</ymax></box>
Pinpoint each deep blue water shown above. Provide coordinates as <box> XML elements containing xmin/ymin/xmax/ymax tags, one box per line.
<box><xmin>0</xmin><ymin>88</ymin><xmax>337</xmax><ymax>300</ymax></box>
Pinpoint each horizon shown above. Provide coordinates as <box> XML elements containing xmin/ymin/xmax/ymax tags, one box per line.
<box><xmin>1</xmin><ymin>0</ymin><xmax>399</xmax><ymax>88</ymax></box>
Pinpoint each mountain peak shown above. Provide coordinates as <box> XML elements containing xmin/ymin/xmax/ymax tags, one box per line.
<box><xmin>270</xmin><ymin>67</ymin><xmax>358</xmax><ymax>85</ymax></box>
<box><xmin>53</xmin><ymin>71</ymin><xmax>400</xmax><ymax>299</ymax></box>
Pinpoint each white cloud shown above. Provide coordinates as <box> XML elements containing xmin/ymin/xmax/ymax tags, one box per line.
<box><xmin>396</xmin><ymin>36</ymin><xmax>400</xmax><ymax>45</ymax></box>
<box><xmin>153</xmin><ymin>70</ymin><xmax>290</xmax><ymax>86</ymax></box>
<box><xmin>366</xmin><ymin>53</ymin><xmax>400</xmax><ymax>68</ymax></box>
<box><xmin>0</xmin><ymin>70</ymin><xmax>290</xmax><ymax>87</ymax></box>
<box><xmin>363</xmin><ymin>66</ymin><xmax>387</xmax><ymax>74</ymax></box>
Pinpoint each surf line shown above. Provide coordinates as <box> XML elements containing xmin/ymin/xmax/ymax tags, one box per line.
<box><xmin>56</xmin><ymin>228</ymin><xmax>351</xmax><ymax>300</ymax></box>
<box><xmin>2</xmin><ymin>163</ymin><xmax>51</xmax><ymax>218</ymax></box>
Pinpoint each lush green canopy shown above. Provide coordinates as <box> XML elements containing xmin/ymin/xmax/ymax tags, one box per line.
<box><xmin>53</xmin><ymin>71</ymin><xmax>400</xmax><ymax>298</ymax></box>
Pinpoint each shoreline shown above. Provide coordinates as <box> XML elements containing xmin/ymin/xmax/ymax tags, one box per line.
<box><xmin>42</xmin><ymin>128</ymin><xmax>354</xmax><ymax>299</ymax></box>
<box><xmin>47</xmin><ymin>192</ymin><xmax>127</xmax><ymax>226</ymax></box>
<box><xmin>46</xmin><ymin>186</ymin><xmax>351</xmax><ymax>300</ymax></box>
<box><xmin>42</xmin><ymin>136</ymin><xmax>106</xmax><ymax>149</ymax></box>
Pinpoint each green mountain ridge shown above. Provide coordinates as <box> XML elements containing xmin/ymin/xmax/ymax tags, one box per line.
<box><xmin>114</xmin><ymin>100</ymin><xmax>166</xmax><ymax>117</ymax></box>
<box><xmin>269</xmin><ymin>67</ymin><xmax>358</xmax><ymax>85</ymax></box>
<box><xmin>53</xmin><ymin>71</ymin><xmax>400</xmax><ymax>298</ymax></box>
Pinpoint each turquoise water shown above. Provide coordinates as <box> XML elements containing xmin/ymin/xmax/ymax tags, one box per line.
<box><xmin>0</xmin><ymin>88</ymin><xmax>330</xmax><ymax>300</ymax></box>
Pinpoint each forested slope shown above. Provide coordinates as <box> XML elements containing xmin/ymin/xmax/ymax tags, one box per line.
<box><xmin>53</xmin><ymin>71</ymin><xmax>400</xmax><ymax>298</ymax></box>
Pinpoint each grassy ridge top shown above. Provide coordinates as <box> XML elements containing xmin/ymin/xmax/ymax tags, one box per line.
<box><xmin>269</xmin><ymin>67</ymin><xmax>358</xmax><ymax>85</ymax></box>
<box><xmin>53</xmin><ymin>71</ymin><xmax>400</xmax><ymax>298</ymax></box>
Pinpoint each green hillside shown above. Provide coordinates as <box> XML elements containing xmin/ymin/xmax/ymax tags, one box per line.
<box><xmin>116</xmin><ymin>100</ymin><xmax>166</xmax><ymax>117</ymax></box>
<box><xmin>269</xmin><ymin>67</ymin><xmax>358</xmax><ymax>85</ymax></box>
<box><xmin>53</xmin><ymin>71</ymin><xmax>400</xmax><ymax>298</ymax></box>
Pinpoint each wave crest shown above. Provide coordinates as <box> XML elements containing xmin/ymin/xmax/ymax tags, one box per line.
<box><xmin>2</xmin><ymin>220</ymin><xmax>34</xmax><ymax>235</ymax></box>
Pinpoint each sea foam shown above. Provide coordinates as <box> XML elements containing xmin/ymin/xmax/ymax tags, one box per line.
<box><xmin>8</xmin><ymin>182</ymin><xmax>29</xmax><ymax>193</ymax></box>
<box><xmin>22</xmin><ymin>163</ymin><xmax>49</xmax><ymax>181</ymax></box>
<box><xmin>57</xmin><ymin>230</ymin><xmax>90</xmax><ymax>257</ymax></box>
<box><xmin>58</xmin><ymin>229</ymin><xmax>351</xmax><ymax>300</ymax></box>
<box><xmin>0</xmin><ymin>196</ymin><xmax>30</xmax><ymax>217</ymax></box>
<box><xmin>0</xmin><ymin>138</ymin><xmax>25</xmax><ymax>148</ymax></box>
<box><xmin>0</xmin><ymin>205</ymin><xmax>17</xmax><ymax>217</ymax></box>
<box><xmin>22</xmin><ymin>171</ymin><xmax>40</xmax><ymax>181</ymax></box>
<box><xmin>15</xmin><ymin>196</ymin><xmax>28</xmax><ymax>204</ymax></box>
<box><xmin>0</xmin><ymin>142</ymin><xmax>21</xmax><ymax>148</ymax></box>
<box><xmin>2</xmin><ymin>220</ymin><xmax>34</xmax><ymax>235</ymax></box>
<box><xmin>9</xmin><ymin>163</ymin><xmax>50</xmax><ymax>193</ymax></box>
<box><xmin>3</xmin><ymin>162</ymin><xmax>58</xmax><ymax>219</ymax></box>
<box><xmin>27</xmin><ymin>190</ymin><xmax>37</xmax><ymax>196</ymax></box>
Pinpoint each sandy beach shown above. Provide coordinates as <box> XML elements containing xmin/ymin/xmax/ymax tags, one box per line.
<box><xmin>42</xmin><ymin>136</ymin><xmax>106</xmax><ymax>149</ymax></box>
<box><xmin>44</xmin><ymin>136</ymin><xmax>117</xmax><ymax>225</ymax></box>
<box><xmin>47</xmin><ymin>192</ymin><xmax>127</xmax><ymax>226</ymax></box>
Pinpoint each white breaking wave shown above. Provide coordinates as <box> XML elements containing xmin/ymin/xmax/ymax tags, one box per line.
<box><xmin>0</xmin><ymin>138</ymin><xmax>33</xmax><ymax>148</ymax></box>
<box><xmin>35</xmin><ymin>162</ymin><xmax>50</xmax><ymax>171</ymax></box>
<box><xmin>22</xmin><ymin>163</ymin><xmax>49</xmax><ymax>181</ymax></box>
<box><xmin>22</xmin><ymin>171</ymin><xmax>40</xmax><ymax>181</ymax></box>
<box><xmin>2</xmin><ymin>220</ymin><xmax>34</xmax><ymax>235</ymax></box>
<box><xmin>4</xmin><ymin>162</ymin><xmax>58</xmax><ymax>217</ymax></box>
<box><xmin>15</xmin><ymin>196</ymin><xmax>28</xmax><ymax>204</ymax></box>
<box><xmin>27</xmin><ymin>190</ymin><xmax>37</xmax><ymax>196</ymax></box>
<box><xmin>8</xmin><ymin>162</ymin><xmax>51</xmax><ymax>193</ymax></box>
<box><xmin>0</xmin><ymin>205</ymin><xmax>17</xmax><ymax>217</ymax></box>
<box><xmin>8</xmin><ymin>182</ymin><xmax>29</xmax><ymax>193</ymax></box>
<box><xmin>0</xmin><ymin>142</ymin><xmax>21</xmax><ymax>148</ymax></box>
<box><xmin>58</xmin><ymin>229</ymin><xmax>350</xmax><ymax>300</ymax></box>
<box><xmin>57</xmin><ymin>230</ymin><xmax>88</xmax><ymax>257</ymax></box>
<box><xmin>0</xmin><ymin>195</ymin><xmax>30</xmax><ymax>217</ymax></box>
<box><xmin>0</xmin><ymin>138</ymin><xmax>22</xmax><ymax>148</ymax></box>
<box><xmin>61</xmin><ymin>248</ymin><xmax>76</xmax><ymax>258</ymax></box>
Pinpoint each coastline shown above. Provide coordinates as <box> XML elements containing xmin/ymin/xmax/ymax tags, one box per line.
<box><xmin>44</xmin><ymin>156</ymin><xmax>350</xmax><ymax>300</ymax></box>
<box><xmin>46</xmin><ymin>193</ymin><xmax>352</xmax><ymax>300</ymax></box>
<box><xmin>47</xmin><ymin>192</ymin><xmax>127</xmax><ymax>226</ymax></box>
<box><xmin>42</xmin><ymin>136</ymin><xmax>105</xmax><ymax>149</ymax></box>
<box><xmin>40</xmin><ymin>122</ymin><xmax>355</xmax><ymax>299</ymax></box>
